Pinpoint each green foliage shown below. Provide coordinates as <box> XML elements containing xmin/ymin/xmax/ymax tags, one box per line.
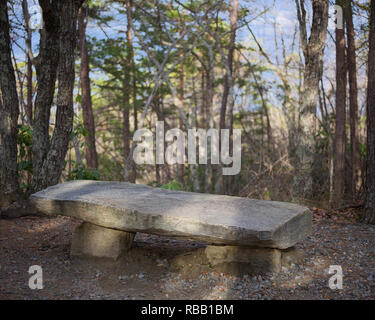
<box><xmin>71</xmin><ymin>124</ymin><xmax>89</xmax><ymax>140</ymax></box>
<box><xmin>148</xmin><ymin>181</ymin><xmax>160</xmax><ymax>188</ymax></box>
<box><xmin>16</xmin><ymin>125</ymin><xmax>33</xmax><ymax>192</ymax></box>
<box><xmin>17</xmin><ymin>125</ymin><xmax>33</xmax><ymax>174</ymax></box>
<box><xmin>67</xmin><ymin>166</ymin><xmax>101</xmax><ymax>181</ymax></box>
<box><xmin>17</xmin><ymin>125</ymin><xmax>32</xmax><ymax>157</ymax></box>
<box><xmin>161</xmin><ymin>180</ymin><xmax>184</xmax><ymax>191</ymax></box>
<box><xmin>359</xmin><ymin>142</ymin><xmax>367</xmax><ymax>160</ymax></box>
<box><xmin>18</xmin><ymin>160</ymin><xmax>33</xmax><ymax>174</ymax></box>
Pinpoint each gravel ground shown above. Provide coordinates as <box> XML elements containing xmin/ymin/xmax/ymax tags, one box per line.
<box><xmin>0</xmin><ymin>212</ymin><xmax>374</xmax><ymax>300</ymax></box>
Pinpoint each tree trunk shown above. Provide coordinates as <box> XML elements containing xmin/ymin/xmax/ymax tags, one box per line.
<box><xmin>122</xmin><ymin>78</ymin><xmax>131</xmax><ymax>180</ymax></box>
<box><xmin>191</xmin><ymin>74</ymin><xmax>200</xmax><ymax>192</ymax></box>
<box><xmin>205</xmin><ymin>54</ymin><xmax>214</xmax><ymax>193</ymax></box>
<box><xmin>218</xmin><ymin>0</ymin><xmax>238</xmax><ymax>195</ymax></box>
<box><xmin>345</xmin><ymin>1</ymin><xmax>361</xmax><ymax>198</ymax></box>
<box><xmin>124</xmin><ymin>0</ymin><xmax>136</xmax><ymax>183</ymax></box>
<box><xmin>152</xmin><ymin>90</ymin><xmax>171</xmax><ymax>185</ymax></box>
<box><xmin>32</xmin><ymin>0</ymin><xmax>84</xmax><ymax>192</ymax></box>
<box><xmin>293</xmin><ymin>0</ymin><xmax>329</xmax><ymax>203</ymax></box>
<box><xmin>78</xmin><ymin>5</ymin><xmax>98</xmax><ymax>169</ymax></box>
<box><xmin>32</xmin><ymin>1</ymin><xmax>60</xmax><ymax>191</ymax></box>
<box><xmin>177</xmin><ymin>32</ymin><xmax>185</xmax><ymax>185</ymax></box>
<box><xmin>22</xmin><ymin>0</ymin><xmax>33</xmax><ymax>125</ymax></box>
<box><xmin>332</xmin><ymin>0</ymin><xmax>347</xmax><ymax>206</ymax></box>
<box><xmin>0</xmin><ymin>0</ymin><xmax>20</xmax><ymax>199</ymax></box>
<box><xmin>219</xmin><ymin>0</ymin><xmax>237</xmax><ymax>134</ymax></box>
<box><xmin>126</xmin><ymin>0</ymin><xmax>137</xmax><ymax>183</ymax></box>
<box><xmin>363</xmin><ymin>0</ymin><xmax>375</xmax><ymax>224</ymax></box>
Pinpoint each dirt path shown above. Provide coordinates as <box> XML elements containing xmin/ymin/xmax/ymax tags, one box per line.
<box><xmin>0</xmin><ymin>213</ymin><xmax>374</xmax><ymax>300</ymax></box>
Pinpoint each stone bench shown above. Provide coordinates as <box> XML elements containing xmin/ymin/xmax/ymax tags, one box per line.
<box><xmin>30</xmin><ymin>180</ymin><xmax>312</xmax><ymax>274</ymax></box>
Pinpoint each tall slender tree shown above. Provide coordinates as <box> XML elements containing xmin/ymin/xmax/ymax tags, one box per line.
<box><xmin>363</xmin><ymin>0</ymin><xmax>375</xmax><ymax>224</ymax></box>
<box><xmin>218</xmin><ymin>0</ymin><xmax>239</xmax><ymax>194</ymax></box>
<box><xmin>0</xmin><ymin>0</ymin><xmax>20</xmax><ymax>203</ymax></box>
<box><xmin>333</xmin><ymin>0</ymin><xmax>347</xmax><ymax>206</ymax></box>
<box><xmin>123</xmin><ymin>0</ymin><xmax>136</xmax><ymax>183</ymax></box>
<box><xmin>78</xmin><ymin>4</ymin><xmax>98</xmax><ymax>169</ymax></box>
<box><xmin>127</xmin><ymin>0</ymin><xmax>137</xmax><ymax>183</ymax></box>
<box><xmin>177</xmin><ymin>49</ymin><xmax>185</xmax><ymax>184</ymax></box>
<box><xmin>345</xmin><ymin>1</ymin><xmax>361</xmax><ymax>198</ymax></box>
<box><xmin>22</xmin><ymin>0</ymin><xmax>33</xmax><ymax>125</ymax></box>
<box><xmin>293</xmin><ymin>0</ymin><xmax>329</xmax><ymax>203</ymax></box>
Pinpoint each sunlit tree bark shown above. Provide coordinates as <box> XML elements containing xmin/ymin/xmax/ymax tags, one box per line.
<box><xmin>293</xmin><ymin>0</ymin><xmax>329</xmax><ymax>204</ymax></box>
<box><xmin>32</xmin><ymin>0</ymin><xmax>85</xmax><ymax>191</ymax></box>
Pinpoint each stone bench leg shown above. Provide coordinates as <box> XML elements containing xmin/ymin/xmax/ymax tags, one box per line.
<box><xmin>71</xmin><ymin>222</ymin><xmax>135</xmax><ymax>260</ymax></box>
<box><xmin>203</xmin><ymin>246</ymin><xmax>304</xmax><ymax>275</ymax></box>
<box><xmin>205</xmin><ymin>246</ymin><xmax>282</xmax><ymax>274</ymax></box>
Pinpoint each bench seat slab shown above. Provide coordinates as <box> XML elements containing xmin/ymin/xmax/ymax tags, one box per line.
<box><xmin>30</xmin><ymin>180</ymin><xmax>312</xmax><ymax>249</ymax></box>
